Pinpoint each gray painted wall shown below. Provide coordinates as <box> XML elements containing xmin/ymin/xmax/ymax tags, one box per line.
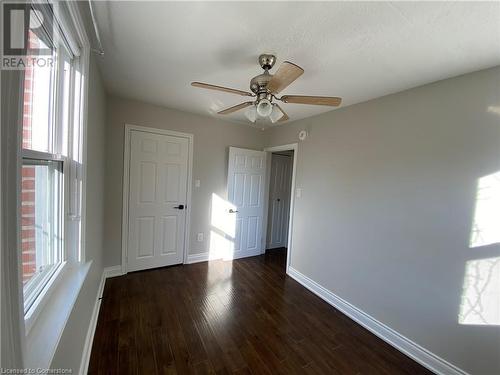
<box><xmin>265</xmin><ymin>66</ymin><xmax>500</xmax><ymax>374</ymax></box>
<box><xmin>50</xmin><ymin>55</ymin><xmax>107</xmax><ymax>371</ymax></box>
<box><xmin>103</xmin><ymin>97</ymin><xmax>265</xmax><ymax>266</ymax></box>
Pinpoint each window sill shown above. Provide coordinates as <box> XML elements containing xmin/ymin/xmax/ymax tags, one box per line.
<box><xmin>25</xmin><ymin>262</ymin><xmax>68</xmax><ymax>335</ymax></box>
<box><xmin>24</xmin><ymin>260</ymin><xmax>91</xmax><ymax>370</ymax></box>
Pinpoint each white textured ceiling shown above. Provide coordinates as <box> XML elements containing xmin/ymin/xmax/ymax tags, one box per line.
<box><xmin>94</xmin><ymin>1</ymin><xmax>500</xmax><ymax>126</ymax></box>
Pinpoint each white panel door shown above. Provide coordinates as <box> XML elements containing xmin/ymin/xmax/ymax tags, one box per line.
<box><xmin>127</xmin><ymin>130</ymin><xmax>189</xmax><ymax>272</ymax></box>
<box><xmin>227</xmin><ymin>147</ymin><xmax>266</xmax><ymax>257</ymax></box>
<box><xmin>267</xmin><ymin>154</ymin><xmax>293</xmax><ymax>249</ymax></box>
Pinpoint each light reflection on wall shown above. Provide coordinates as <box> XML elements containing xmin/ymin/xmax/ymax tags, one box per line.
<box><xmin>459</xmin><ymin>257</ymin><xmax>500</xmax><ymax>326</ymax></box>
<box><xmin>469</xmin><ymin>171</ymin><xmax>500</xmax><ymax>248</ymax></box>
<box><xmin>209</xmin><ymin>193</ymin><xmax>236</xmax><ymax>260</ymax></box>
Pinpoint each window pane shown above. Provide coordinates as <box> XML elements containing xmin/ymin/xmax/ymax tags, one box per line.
<box><xmin>21</xmin><ymin>160</ymin><xmax>63</xmax><ymax>311</ymax></box>
<box><xmin>22</xmin><ymin>30</ymin><xmax>56</xmax><ymax>153</ymax></box>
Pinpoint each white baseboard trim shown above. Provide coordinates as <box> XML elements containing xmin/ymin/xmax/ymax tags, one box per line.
<box><xmin>78</xmin><ymin>271</ymin><xmax>105</xmax><ymax>375</ymax></box>
<box><xmin>186</xmin><ymin>252</ymin><xmax>211</xmax><ymax>264</ymax></box>
<box><xmin>103</xmin><ymin>265</ymin><xmax>124</xmax><ymax>279</ymax></box>
<box><xmin>287</xmin><ymin>267</ymin><xmax>469</xmax><ymax>375</ymax></box>
<box><xmin>186</xmin><ymin>249</ymin><xmax>262</xmax><ymax>264</ymax></box>
<box><xmin>79</xmin><ymin>266</ymin><xmax>124</xmax><ymax>374</ymax></box>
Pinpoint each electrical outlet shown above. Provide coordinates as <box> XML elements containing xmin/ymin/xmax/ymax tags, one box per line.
<box><xmin>197</xmin><ymin>232</ymin><xmax>204</xmax><ymax>242</ymax></box>
<box><xmin>195</xmin><ymin>179</ymin><xmax>201</xmax><ymax>188</ymax></box>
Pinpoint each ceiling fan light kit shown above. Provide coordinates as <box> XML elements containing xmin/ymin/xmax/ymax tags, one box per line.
<box><xmin>191</xmin><ymin>54</ymin><xmax>342</xmax><ymax>126</ymax></box>
<box><xmin>256</xmin><ymin>98</ymin><xmax>273</xmax><ymax>117</ymax></box>
<box><xmin>245</xmin><ymin>105</ymin><xmax>257</xmax><ymax>123</ymax></box>
<box><xmin>269</xmin><ymin>104</ymin><xmax>285</xmax><ymax>124</ymax></box>
<box><xmin>244</xmin><ymin>102</ymin><xmax>284</xmax><ymax>124</ymax></box>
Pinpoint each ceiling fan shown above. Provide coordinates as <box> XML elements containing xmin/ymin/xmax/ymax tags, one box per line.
<box><xmin>191</xmin><ymin>54</ymin><xmax>342</xmax><ymax>125</ymax></box>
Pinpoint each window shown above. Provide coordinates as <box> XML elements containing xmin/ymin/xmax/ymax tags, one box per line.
<box><xmin>20</xmin><ymin>4</ymin><xmax>85</xmax><ymax>317</ymax></box>
<box><xmin>21</xmin><ymin>160</ymin><xmax>63</xmax><ymax>311</ymax></box>
<box><xmin>21</xmin><ymin>30</ymin><xmax>56</xmax><ymax>154</ymax></box>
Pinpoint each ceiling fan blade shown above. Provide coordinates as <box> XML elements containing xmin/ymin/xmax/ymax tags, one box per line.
<box><xmin>267</xmin><ymin>61</ymin><xmax>304</xmax><ymax>94</ymax></box>
<box><xmin>191</xmin><ymin>82</ymin><xmax>253</xmax><ymax>97</ymax></box>
<box><xmin>280</xmin><ymin>95</ymin><xmax>342</xmax><ymax>106</ymax></box>
<box><xmin>275</xmin><ymin>104</ymin><xmax>289</xmax><ymax>122</ymax></box>
<box><xmin>218</xmin><ymin>101</ymin><xmax>254</xmax><ymax>115</ymax></box>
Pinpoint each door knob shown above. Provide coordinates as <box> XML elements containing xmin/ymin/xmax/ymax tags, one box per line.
<box><xmin>174</xmin><ymin>204</ymin><xmax>185</xmax><ymax>210</ymax></box>
<box><xmin>228</xmin><ymin>209</ymin><xmax>238</xmax><ymax>213</ymax></box>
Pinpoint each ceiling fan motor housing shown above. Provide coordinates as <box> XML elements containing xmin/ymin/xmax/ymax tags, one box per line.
<box><xmin>250</xmin><ymin>71</ymin><xmax>273</xmax><ymax>94</ymax></box>
<box><xmin>250</xmin><ymin>54</ymin><xmax>277</xmax><ymax>94</ymax></box>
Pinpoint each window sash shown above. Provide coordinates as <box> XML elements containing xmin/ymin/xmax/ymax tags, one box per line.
<box><xmin>23</xmin><ymin>33</ymin><xmax>57</xmax><ymax>154</ymax></box>
<box><xmin>21</xmin><ymin>158</ymin><xmax>64</xmax><ymax>313</ymax></box>
<box><xmin>22</xmin><ymin>30</ymin><xmax>75</xmax><ymax>157</ymax></box>
<box><xmin>23</xmin><ymin>263</ymin><xmax>63</xmax><ymax>313</ymax></box>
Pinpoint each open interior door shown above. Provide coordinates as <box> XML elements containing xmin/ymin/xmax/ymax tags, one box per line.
<box><xmin>225</xmin><ymin>147</ymin><xmax>267</xmax><ymax>259</ymax></box>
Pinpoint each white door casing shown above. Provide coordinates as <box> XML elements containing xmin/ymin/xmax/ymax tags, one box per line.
<box><xmin>227</xmin><ymin>147</ymin><xmax>267</xmax><ymax>258</ymax></box>
<box><xmin>267</xmin><ymin>154</ymin><xmax>293</xmax><ymax>249</ymax></box>
<box><xmin>263</xmin><ymin>143</ymin><xmax>298</xmax><ymax>274</ymax></box>
<box><xmin>126</xmin><ymin>129</ymin><xmax>190</xmax><ymax>272</ymax></box>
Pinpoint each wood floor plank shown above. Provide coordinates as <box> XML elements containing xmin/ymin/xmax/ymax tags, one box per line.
<box><xmin>89</xmin><ymin>250</ymin><xmax>434</xmax><ymax>375</ymax></box>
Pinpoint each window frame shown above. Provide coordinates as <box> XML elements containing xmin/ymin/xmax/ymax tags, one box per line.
<box><xmin>21</xmin><ymin>157</ymin><xmax>65</xmax><ymax>313</ymax></box>
<box><xmin>18</xmin><ymin>1</ymin><xmax>90</xmax><ymax>334</ymax></box>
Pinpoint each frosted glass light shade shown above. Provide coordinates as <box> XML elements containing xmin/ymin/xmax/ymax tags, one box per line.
<box><xmin>269</xmin><ymin>104</ymin><xmax>284</xmax><ymax>123</ymax></box>
<box><xmin>245</xmin><ymin>105</ymin><xmax>257</xmax><ymax>123</ymax></box>
<box><xmin>256</xmin><ymin>99</ymin><xmax>273</xmax><ymax>117</ymax></box>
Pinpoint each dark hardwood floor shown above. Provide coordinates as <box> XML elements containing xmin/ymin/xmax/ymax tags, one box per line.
<box><xmin>89</xmin><ymin>250</ymin><xmax>433</xmax><ymax>374</ymax></box>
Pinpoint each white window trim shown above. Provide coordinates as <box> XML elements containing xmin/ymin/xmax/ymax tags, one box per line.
<box><xmin>24</xmin><ymin>261</ymin><xmax>91</xmax><ymax>370</ymax></box>
<box><xmin>22</xmin><ymin>149</ymin><xmax>64</xmax><ymax>162</ymax></box>
<box><xmin>72</xmin><ymin>3</ymin><xmax>90</xmax><ymax>265</ymax></box>
<box><xmin>19</xmin><ymin>1</ymin><xmax>91</xmax><ymax>369</ymax></box>
<box><xmin>20</xmin><ymin>26</ymin><xmax>68</xmax><ymax>317</ymax></box>
<box><xmin>24</xmin><ymin>261</ymin><xmax>67</xmax><ymax>334</ymax></box>
<box><xmin>20</xmin><ymin>53</ymin><xmax>71</xmax><ymax>320</ymax></box>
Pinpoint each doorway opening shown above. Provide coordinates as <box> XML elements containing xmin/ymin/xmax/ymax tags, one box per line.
<box><xmin>264</xmin><ymin>144</ymin><xmax>297</xmax><ymax>272</ymax></box>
